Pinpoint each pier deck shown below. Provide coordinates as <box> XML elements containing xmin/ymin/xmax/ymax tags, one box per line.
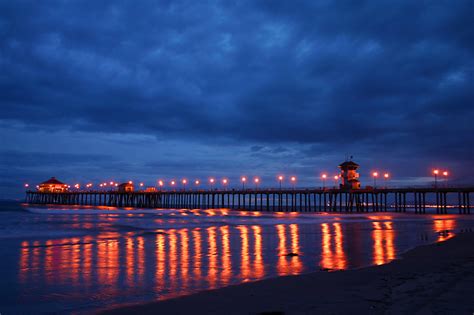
<box><xmin>25</xmin><ymin>187</ymin><xmax>473</xmax><ymax>214</ymax></box>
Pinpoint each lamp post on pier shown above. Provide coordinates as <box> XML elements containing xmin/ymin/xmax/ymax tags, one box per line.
<box><xmin>254</xmin><ymin>177</ymin><xmax>260</xmax><ymax>190</ymax></box>
<box><xmin>442</xmin><ymin>171</ymin><xmax>449</xmax><ymax>188</ymax></box>
<box><xmin>433</xmin><ymin>169</ymin><xmax>439</xmax><ymax>188</ymax></box>
<box><xmin>321</xmin><ymin>174</ymin><xmax>327</xmax><ymax>189</ymax></box>
<box><xmin>372</xmin><ymin>172</ymin><xmax>378</xmax><ymax>188</ymax></box>
<box><xmin>290</xmin><ymin>176</ymin><xmax>296</xmax><ymax>190</ymax></box>
<box><xmin>241</xmin><ymin>177</ymin><xmax>247</xmax><ymax>190</ymax></box>
<box><xmin>278</xmin><ymin>175</ymin><xmax>283</xmax><ymax>190</ymax></box>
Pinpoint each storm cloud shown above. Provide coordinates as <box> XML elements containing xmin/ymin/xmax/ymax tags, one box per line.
<box><xmin>1</xmin><ymin>1</ymin><xmax>473</xmax><ymax>198</ymax></box>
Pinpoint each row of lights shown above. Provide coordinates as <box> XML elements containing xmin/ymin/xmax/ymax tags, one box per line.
<box><xmin>23</xmin><ymin>169</ymin><xmax>452</xmax><ymax>190</ymax></box>
<box><xmin>156</xmin><ymin>176</ymin><xmax>297</xmax><ymax>190</ymax></box>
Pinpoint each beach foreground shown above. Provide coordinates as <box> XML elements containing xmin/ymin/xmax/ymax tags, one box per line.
<box><xmin>103</xmin><ymin>232</ymin><xmax>474</xmax><ymax>315</ymax></box>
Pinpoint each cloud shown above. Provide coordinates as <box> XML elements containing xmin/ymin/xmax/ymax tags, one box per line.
<box><xmin>0</xmin><ymin>0</ymin><xmax>473</xmax><ymax>198</ymax></box>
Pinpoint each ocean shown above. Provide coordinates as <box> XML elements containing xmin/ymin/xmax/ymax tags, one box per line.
<box><xmin>0</xmin><ymin>201</ymin><xmax>473</xmax><ymax>314</ymax></box>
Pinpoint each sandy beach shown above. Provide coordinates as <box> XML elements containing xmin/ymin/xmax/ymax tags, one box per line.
<box><xmin>103</xmin><ymin>232</ymin><xmax>474</xmax><ymax>315</ymax></box>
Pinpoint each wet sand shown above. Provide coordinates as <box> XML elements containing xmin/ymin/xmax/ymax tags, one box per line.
<box><xmin>102</xmin><ymin>232</ymin><xmax>474</xmax><ymax>315</ymax></box>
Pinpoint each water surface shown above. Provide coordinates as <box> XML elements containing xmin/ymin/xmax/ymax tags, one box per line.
<box><xmin>0</xmin><ymin>201</ymin><xmax>473</xmax><ymax>314</ymax></box>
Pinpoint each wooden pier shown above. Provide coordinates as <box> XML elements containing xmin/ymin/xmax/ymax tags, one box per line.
<box><xmin>25</xmin><ymin>187</ymin><xmax>473</xmax><ymax>214</ymax></box>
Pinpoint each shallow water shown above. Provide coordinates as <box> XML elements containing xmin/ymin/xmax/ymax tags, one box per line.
<box><xmin>0</xmin><ymin>201</ymin><xmax>473</xmax><ymax>314</ymax></box>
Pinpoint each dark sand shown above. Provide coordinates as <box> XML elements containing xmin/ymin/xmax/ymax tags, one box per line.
<box><xmin>102</xmin><ymin>233</ymin><xmax>474</xmax><ymax>315</ymax></box>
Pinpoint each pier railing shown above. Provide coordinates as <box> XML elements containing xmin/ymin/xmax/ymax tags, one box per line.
<box><xmin>25</xmin><ymin>187</ymin><xmax>473</xmax><ymax>214</ymax></box>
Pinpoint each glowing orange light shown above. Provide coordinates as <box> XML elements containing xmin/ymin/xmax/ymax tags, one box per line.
<box><xmin>171</xmin><ymin>180</ymin><xmax>176</xmax><ymax>185</ymax></box>
<box><xmin>115</xmin><ymin>183</ymin><xmax>118</xmax><ymax>187</ymax></box>
<box><xmin>442</xmin><ymin>171</ymin><xmax>448</xmax><ymax>176</ymax></box>
<box><xmin>222</xmin><ymin>179</ymin><xmax>228</xmax><ymax>184</ymax></box>
<box><xmin>241</xmin><ymin>177</ymin><xmax>247</xmax><ymax>182</ymax></box>
<box><xmin>210</xmin><ymin>178</ymin><xmax>215</xmax><ymax>184</ymax></box>
<box><xmin>195</xmin><ymin>180</ymin><xmax>200</xmax><ymax>185</ymax></box>
<box><xmin>158</xmin><ymin>180</ymin><xmax>164</xmax><ymax>186</ymax></box>
<box><xmin>334</xmin><ymin>175</ymin><xmax>338</xmax><ymax>180</ymax></box>
<box><xmin>182</xmin><ymin>179</ymin><xmax>187</xmax><ymax>184</ymax></box>
<box><xmin>290</xmin><ymin>176</ymin><xmax>296</xmax><ymax>182</ymax></box>
<box><xmin>372</xmin><ymin>172</ymin><xmax>379</xmax><ymax>178</ymax></box>
<box><xmin>254</xmin><ymin>178</ymin><xmax>260</xmax><ymax>183</ymax></box>
<box><xmin>278</xmin><ymin>175</ymin><xmax>283</xmax><ymax>181</ymax></box>
<box><xmin>99</xmin><ymin>184</ymin><xmax>103</xmax><ymax>187</ymax></box>
<box><xmin>128</xmin><ymin>180</ymin><xmax>133</xmax><ymax>184</ymax></box>
<box><xmin>24</xmin><ymin>184</ymin><xmax>29</xmax><ymax>188</ymax></box>
<box><xmin>433</xmin><ymin>169</ymin><xmax>439</xmax><ymax>175</ymax></box>
<box><xmin>109</xmin><ymin>181</ymin><xmax>114</xmax><ymax>185</ymax></box>
<box><xmin>384</xmin><ymin>173</ymin><xmax>389</xmax><ymax>179</ymax></box>
<box><xmin>139</xmin><ymin>182</ymin><xmax>144</xmax><ymax>187</ymax></box>
<box><xmin>322</xmin><ymin>174</ymin><xmax>327</xmax><ymax>179</ymax></box>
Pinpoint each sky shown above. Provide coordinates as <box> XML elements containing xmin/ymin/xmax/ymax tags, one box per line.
<box><xmin>1</xmin><ymin>1</ymin><xmax>473</xmax><ymax>199</ymax></box>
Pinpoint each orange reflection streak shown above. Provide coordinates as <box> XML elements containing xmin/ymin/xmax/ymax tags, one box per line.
<box><xmin>237</xmin><ymin>225</ymin><xmax>251</xmax><ymax>280</ymax></box>
<box><xmin>126</xmin><ymin>237</ymin><xmax>135</xmax><ymax>285</ymax></box>
<box><xmin>70</xmin><ymin>237</ymin><xmax>81</xmax><ymax>285</ymax></box>
<box><xmin>207</xmin><ymin>226</ymin><xmax>218</xmax><ymax>288</ymax></box>
<box><xmin>320</xmin><ymin>223</ymin><xmax>333</xmax><ymax>270</ymax></box>
<box><xmin>372</xmin><ymin>221</ymin><xmax>396</xmax><ymax>265</ymax></box>
<box><xmin>289</xmin><ymin>224</ymin><xmax>303</xmax><ymax>274</ymax></box>
<box><xmin>333</xmin><ymin>223</ymin><xmax>347</xmax><ymax>270</ymax></box>
<box><xmin>137</xmin><ymin>236</ymin><xmax>145</xmax><ymax>284</ymax></box>
<box><xmin>155</xmin><ymin>233</ymin><xmax>166</xmax><ymax>288</ymax></box>
<box><xmin>168</xmin><ymin>230</ymin><xmax>178</xmax><ymax>292</ymax></box>
<box><xmin>19</xmin><ymin>241</ymin><xmax>30</xmax><ymax>283</ymax></box>
<box><xmin>193</xmin><ymin>229</ymin><xmax>202</xmax><ymax>281</ymax></box>
<box><xmin>220</xmin><ymin>226</ymin><xmax>232</xmax><ymax>285</ymax></box>
<box><xmin>276</xmin><ymin>224</ymin><xmax>289</xmax><ymax>275</ymax></box>
<box><xmin>384</xmin><ymin>222</ymin><xmax>395</xmax><ymax>261</ymax></box>
<box><xmin>44</xmin><ymin>240</ymin><xmax>53</xmax><ymax>284</ymax></box>
<box><xmin>252</xmin><ymin>225</ymin><xmax>265</xmax><ymax>279</ymax></box>
<box><xmin>179</xmin><ymin>229</ymin><xmax>190</xmax><ymax>290</ymax></box>
<box><xmin>434</xmin><ymin>219</ymin><xmax>456</xmax><ymax>242</ymax></box>
<box><xmin>82</xmin><ymin>236</ymin><xmax>93</xmax><ymax>286</ymax></box>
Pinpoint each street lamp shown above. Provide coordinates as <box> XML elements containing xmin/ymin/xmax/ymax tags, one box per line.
<box><xmin>195</xmin><ymin>179</ymin><xmax>200</xmax><ymax>187</ymax></box>
<box><xmin>442</xmin><ymin>171</ymin><xmax>449</xmax><ymax>187</ymax></box>
<box><xmin>222</xmin><ymin>178</ymin><xmax>228</xmax><ymax>190</ymax></box>
<box><xmin>383</xmin><ymin>173</ymin><xmax>389</xmax><ymax>188</ymax></box>
<box><xmin>241</xmin><ymin>177</ymin><xmax>247</xmax><ymax>190</ymax></box>
<box><xmin>170</xmin><ymin>180</ymin><xmax>176</xmax><ymax>191</ymax></box>
<box><xmin>290</xmin><ymin>176</ymin><xmax>296</xmax><ymax>189</ymax></box>
<box><xmin>182</xmin><ymin>179</ymin><xmax>187</xmax><ymax>191</ymax></box>
<box><xmin>158</xmin><ymin>180</ymin><xmax>164</xmax><ymax>191</ymax></box>
<box><xmin>254</xmin><ymin>177</ymin><xmax>260</xmax><ymax>190</ymax></box>
<box><xmin>24</xmin><ymin>183</ymin><xmax>29</xmax><ymax>189</ymax></box>
<box><xmin>372</xmin><ymin>172</ymin><xmax>378</xmax><ymax>188</ymax></box>
<box><xmin>433</xmin><ymin>169</ymin><xmax>439</xmax><ymax>188</ymax></box>
<box><xmin>321</xmin><ymin>174</ymin><xmax>327</xmax><ymax>189</ymax></box>
<box><xmin>278</xmin><ymin>175</ymin><xmax>283</xmax><ymax>190</ymax></box>
<box><xmin>333</xmin><ymin>175</ymin><xmax>339</xmax><ymax>188</ymax></box>
<box><xmin>209</xmin><ymin>178</ymin><xmax>215</xmax><ymax>190</ymax></box>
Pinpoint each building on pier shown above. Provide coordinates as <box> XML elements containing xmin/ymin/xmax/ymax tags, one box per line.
<box><xmin>118</xmin><ymin>182</ymin><xmax>134</xmax><ymax>192</ymax></box>
<box><xmin>38</xmin><ymin>177</ymin><xmax>68</xmax><ymax>192</ymax></box>
<box><xmin>339</xmin><ymin>160</ymin><xmax>361</xmax><ymax>190</ymax></box>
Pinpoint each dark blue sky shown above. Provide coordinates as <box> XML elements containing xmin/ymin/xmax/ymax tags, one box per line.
<box><xmin>1</xmin><ymin>1</ymin><xmax>473</xmax><ymax>198</ymax></box>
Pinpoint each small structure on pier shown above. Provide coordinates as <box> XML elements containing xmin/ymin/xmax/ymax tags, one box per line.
<box><xmin>339</xmin><ymin>160</ymin><xmax>361</xmax><ymax>190</ymax></box>
<box><xmin>38</xmin><ymin>177</ymin><xmax>68</xmax><ymax>193</ymax></box>
<box><xmin>118</xmin><ymin>182</ymin><xmax>134</xmax><ymax>192</ymax></box>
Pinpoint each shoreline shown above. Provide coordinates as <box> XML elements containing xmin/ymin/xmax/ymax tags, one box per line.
<box><xmin>102</xmin><ymin>232</ymin><xmax>474</xmax><ymax>315</ymax></box>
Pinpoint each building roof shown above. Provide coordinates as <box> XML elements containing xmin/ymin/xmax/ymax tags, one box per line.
<box><xmin>338</xmin><ymin>161</ymin><xmax>359</xmax><ymax>168</ymax></box>
<box><xmin>40</xmin><ymin>177</ymin><xmax>65</xmax><ymax>185</ymax></box>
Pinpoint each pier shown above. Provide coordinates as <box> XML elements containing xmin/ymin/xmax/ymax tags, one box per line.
<box><xmin>25</xmin><ymin>187</ymin><xmax>472</xmax><ymax>214</ymax></box>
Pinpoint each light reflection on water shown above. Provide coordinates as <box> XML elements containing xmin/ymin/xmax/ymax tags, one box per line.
<box><xmin>3</xmin><ymin>207</ymin><xmax>473</xmax><ymax>314</ymax></box>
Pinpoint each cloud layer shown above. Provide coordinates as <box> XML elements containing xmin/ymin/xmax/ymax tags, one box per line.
<box><xmin>1</xmin><ymin>1</ymin><xmax>473</xmax><ymax>198</ymax></box>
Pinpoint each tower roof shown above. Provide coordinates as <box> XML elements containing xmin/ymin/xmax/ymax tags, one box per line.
<box><xmin>338</xmin><ymin>161</ymin><xmax>359</xmax><ymax>168</ymax></box>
